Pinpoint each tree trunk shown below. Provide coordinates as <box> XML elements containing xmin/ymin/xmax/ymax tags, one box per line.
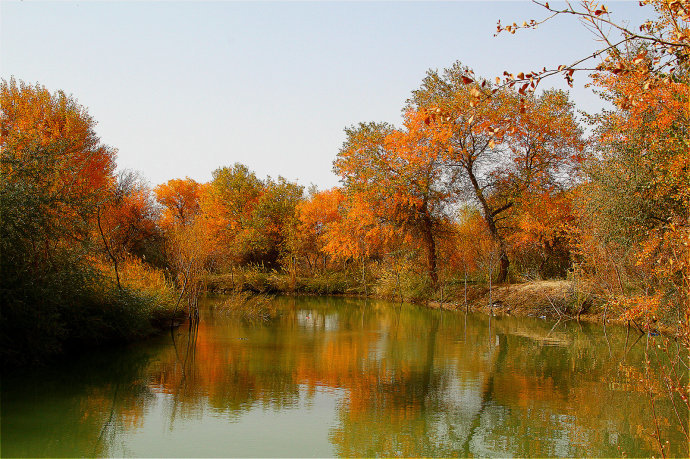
<box><xmin>497</xmin><ymin>249</ymin><xmax>509</xmax><ymax>283</ymax></box>
<box><xmin>465</xmin><ymin>166</ymin><xmax>510</xmax><ymax>283</ymax></box>
<box><xmin>290</xmin><ymin>255</ymin><xmax>296</xmax><ymax>291</ymax></box>
<box><xmin>361</xmin><ymin>256</ymin><xmax>368</xmax><ymax>297</ymax></box>
<box><xmin>97</xmin><ymin>207</ymin><xmax>121</xmax><ymax>290</ymax></box>
<box><xmin>464</xmin><ymin>266</ymin><xmax>468</xmax><ymax>313</ymax></box>
<box><xmin>421</xmin><ymin>210</ymin><xmax>438</xmax><ymax>286</ymax></box>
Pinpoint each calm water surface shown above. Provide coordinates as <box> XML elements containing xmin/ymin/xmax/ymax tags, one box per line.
<box><xmin>2</xmin><ymin>295</ymin><xmax>687</xmax><ymax>457</ymax></box>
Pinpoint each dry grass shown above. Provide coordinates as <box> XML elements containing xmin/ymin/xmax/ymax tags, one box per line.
<box><xmin>465</xmin><ymin>280</ymin><xmax>577</xmax><ymax>318</ymax></box>
<box><xmin>90</xmin><ymin>255</ymin><xmax>177</xmax><ymax>310</ymax></box>
<box><xmin>216</xmin><ymin>291</ymin><xmax>278</xmax><ymax>322</ymax></box>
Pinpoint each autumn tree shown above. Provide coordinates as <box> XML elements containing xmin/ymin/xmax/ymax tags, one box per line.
<box><xmin>505</xmin><ymin>189</ymin><xmax>576</xmax><ymax>279</ymax></box>
<box><xmin>578</xmin><ymin>56</ymin><xmax>689</xmax><ymax>318</ymax></box>
<box><xmin>154</xmin><ymin>177</ymin><xmax>202</xmax><ymax>230</ymax></box>
<box><xmin>201</xmin><ymin>163</ymin><xmax>264</xmax><ymax>268</ymax></box>
<box><xmin>1</xmin><ymin>78</ymin><xmax>116</xmax><ymax>291</ymax></box>
<box><xmin>200</xmin><ymin>163</ymin><xmax>304</xmax><ymax>272</ymax></box>
<box><xmin>493</xmin><ymin>89</ymin><xmax>583</xmax><ymax>278</ymax></box>
<box><xmin>248</xmin><ymin>176</ymin><xmax>304</xmax><ymax>268</ymax></box>
<box><xmin>323</xmin><ymin>192</ymin><xmax>387</xmax><ymax>295</ymax></box>
<box><xmin>495</xmin><ymin>0</ymin><xmax>688</xmax><ymax>322</ymax></box>
<box><xmin>165</xmin><ymin>217</ymin><xmax>215</xmax><ymax>321</ymax></box>
<box><xmin>152</xmin><ymin>178</ymin><xmax>212</xmax><ymax>320</ymax></box>
<box><xmin>294</xmin><ymin>187</ymin><xmax>345</xmax><ymax>273</ymax></box>
<box><xmin>334</xmin><ymin>113</ymin><xmax>455</xmax><ymax>286</ymax></box>
<box><xmin>447</xmin><ymin>207</ymin><xmax>499</xmax><ymax>309</ymax></box>
<box><xmin>95</xmin><ymin>170</ymin><xmax>161</xmax><ymax>288</ymax></box>
<box><xmin>1</xmin><ymin>78</ymin><xmax>116</xmax><ymax>256</ymax></box>
<box><xmin>407</xmin><ymin>62</ymin><xmax>583</xmax><ymax>282</ymax></box>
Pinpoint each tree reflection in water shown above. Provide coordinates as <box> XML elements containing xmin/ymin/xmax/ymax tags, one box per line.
<box><xmin>1</xmin><ymin>295</ymin><xmax>687</xmax><ymax>457</ymax></box>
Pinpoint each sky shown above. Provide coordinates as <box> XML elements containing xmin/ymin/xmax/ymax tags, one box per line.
<box><xmin>0</xmin><ymin>1</ymin><xmax>652</xmax><ymax>190</ymax></box>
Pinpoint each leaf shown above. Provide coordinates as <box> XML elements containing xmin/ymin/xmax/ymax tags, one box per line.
<box><xmin>519</xmin><ymin>98</ymin><xmax>527</xmax><ymax>113</ymax></box>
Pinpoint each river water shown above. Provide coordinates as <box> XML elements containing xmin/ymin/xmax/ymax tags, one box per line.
<box><xmin>2</xmin><ymin>295</ymin><xmax>687</xmax><ymax>457</ymax></box>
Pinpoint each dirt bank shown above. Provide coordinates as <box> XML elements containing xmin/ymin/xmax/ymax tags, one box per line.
<box><xmin>429</xmin><ymin>280</ymin><xmax>589</xmax><ymax>320</ymax></box>
<box><xmin>429</xmin><ymin>280</ymin><xmax>685</xmax><ymax>336</ymax></box>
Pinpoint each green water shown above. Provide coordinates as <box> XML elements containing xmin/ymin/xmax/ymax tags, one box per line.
<box><xmin>2</xmin><ymin>296</ymin><xmax>687</xmax><ymax>457</ymax></box>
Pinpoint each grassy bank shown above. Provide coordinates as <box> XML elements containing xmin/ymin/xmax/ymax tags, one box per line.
<box><xmin>204</xmin><ymin>268</ymin><xmax>683</xmax><ymax>334</ymax></box>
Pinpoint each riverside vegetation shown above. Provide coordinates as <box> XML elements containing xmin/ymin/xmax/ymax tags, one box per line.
<box><xmin>2</xmin><ymin>1</ymin><xmax>688</xmax><ymax>362</ymax></box>
<box><xmin>1</xmin><ymin>1</ymin><xmax>688</xmax><ymax>454</ymax></box>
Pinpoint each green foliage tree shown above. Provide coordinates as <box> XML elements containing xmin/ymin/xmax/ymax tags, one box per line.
<box><xmin>0</xmin><ymin>79</ymin><xmax>173</xmax><ymax>366</ymax></box>
<box><xmin>203</xmin><ymin>163</ymin><xmax>304</xmax><ymax>271</ymax></box>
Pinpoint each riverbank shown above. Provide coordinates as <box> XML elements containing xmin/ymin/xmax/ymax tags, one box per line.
<box><xmin>204</xmin><ymin>272</ymin><xmax>583</xmax><ymax>318</ymax></box>
<box><xmin>424</xmin><ymin>282</ymin><xmax>684</xmax><ymax>338</ymax></box>
<box><xmin>205</xmin><ymin>271</ymin><xmax>682</xmax><ymax>334</ymax></box>
<box><xmin>428</xmin><ymin>280</ymin><xmax>583</xmax><ymax>318</ymax></box>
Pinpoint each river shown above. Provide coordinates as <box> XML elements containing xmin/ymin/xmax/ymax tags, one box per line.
<box><xmin>2</xmin><ymin>295</ymin><xmax>687</xmax><ymax>457</ymax></box>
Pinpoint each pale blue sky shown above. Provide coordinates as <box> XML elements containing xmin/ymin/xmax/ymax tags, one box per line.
<box><xmin>1</xmin><ymin>1</ymin><xmax>650</xmax><ymax>189</ymax></box>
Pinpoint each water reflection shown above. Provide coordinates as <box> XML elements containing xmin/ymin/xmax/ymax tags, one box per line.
<box><xmin>1</xmin><ymin>296</ymin><xmax>687</xmax><ymax>457</ymax></box>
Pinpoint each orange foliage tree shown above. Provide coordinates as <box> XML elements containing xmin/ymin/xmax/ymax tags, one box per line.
<box><xmin>250</xmin><ymin>176</ymin><xmax>304</xmax><ymax>268</ymax></box>
<box><xmin>494</xmin><ymin>0</ymin><xmax>688</xmax><ymax>325</ymax></box>
<box><xmin>323</xmin><ymin>192</ymin><xmax>388</xmax><ymax>294</ymax></box>
<box><xmin>201</xmin><ymin>163</ymin><xmax>264</xmax><ymax>268</ymax></box>
<box><xmin>505</xmin><ymin>190</ymin><xmax>575</xmax><ymax>279</ymax></box>
<box><xmin>578</xmin><ymin>56</ymin><xmax>689</xmax><ymax>319</ymax></box>
<box><xmin>294</xmin><ymin>187</ymin><xmax>345</xmax><ymax>273</ymax></box>
<box><xmin>96</xmin><ymin>171</ymin><xmax>160</xmax><ymax>289</ymax></box>
<box><xmin>407</xmin><ymin>63</ymin><xmax>584</xmax><ymax>282</ymax></box>
<box><xmin>200</xmin><ymin>163</ymin><xmax>303</xmax><ymax>272</ymax></box>
<box><xmin>154</xmin><ymin>177</ymin><xmax>202</xmax><ymax>230</ymax></box>
<box><xmin>1</xmin><ymin>78</ymin><xmax>116</xmax><ymax>255</ymax></box>
<box><xmin>333</xmin><ymin>114</ymin><xmax>455</xmax><ymax>286</ymax></box>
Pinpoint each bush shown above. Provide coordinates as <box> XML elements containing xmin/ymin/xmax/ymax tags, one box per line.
<box><xmin>372</xmin><ymin>262</ymin><xmax>434</xmax><ymax>302</ymax></box>
<box><xmin>299</xmin><ymin>270</ymin><xmax>354</xmax><ymax>295</ymax></box>
<box><xmin>0</xmin><ymin>250</ymin><xmax>178</xmax><ymax>367</ymax></box>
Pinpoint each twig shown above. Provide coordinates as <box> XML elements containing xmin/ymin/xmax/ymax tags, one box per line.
<box><xmin>545</xmin><ymin>293</ymin><xmax>574</xmax><ymax>320</ymax></box>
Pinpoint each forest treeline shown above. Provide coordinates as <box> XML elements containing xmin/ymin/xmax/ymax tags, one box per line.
<box><xmin>1</xmin><ymin>1</ymin><xmax>688</xmax><ymax>366</ymax></box>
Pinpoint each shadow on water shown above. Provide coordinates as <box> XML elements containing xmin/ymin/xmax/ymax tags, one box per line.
<box><xmin>1</xmin><ymin>336</ymin><xmax>168</xmax><ymax>457</ymax></box>
<box><xmin>1</xmin><ymin>295</ymin><xmax>687</xmax><ymax>458</ymax></box>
